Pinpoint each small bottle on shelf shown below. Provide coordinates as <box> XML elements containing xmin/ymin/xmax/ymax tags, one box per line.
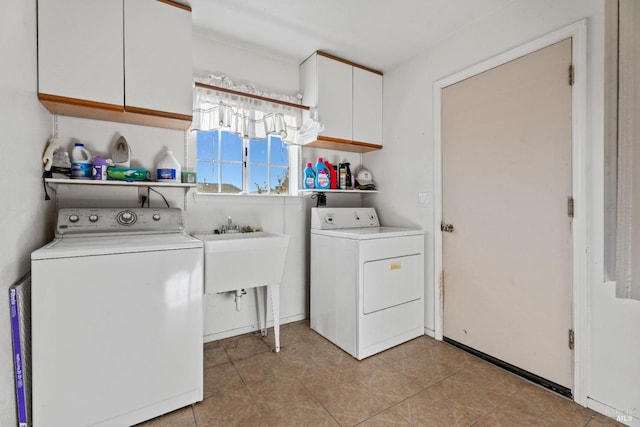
<box><xmin>303</xmin><ymin>162</ymin><xmax>316</xmax><ymax>189</ymax></box>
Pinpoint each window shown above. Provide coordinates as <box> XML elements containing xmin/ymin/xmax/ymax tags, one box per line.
<box><xmin>196</xmin><ymin>130</ymin><xmax>291</xmax><ymax>195</ymax></box>
<box><xmin>192</xmin><ymin>76</ymin><xmax>305</xmax><ymax>195</ymax></box>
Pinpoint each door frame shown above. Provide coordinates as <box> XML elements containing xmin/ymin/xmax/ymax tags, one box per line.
<box><xmin>433</xmin><ymin>20</ymin><xmax>588</xmax><ymax>404</ymax></box>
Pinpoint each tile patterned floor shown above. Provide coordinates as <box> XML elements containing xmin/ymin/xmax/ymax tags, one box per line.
<box><xmin>138</xmin><ymin>320</ymin><xmax>623</xmax><ymax>427</ymax></box>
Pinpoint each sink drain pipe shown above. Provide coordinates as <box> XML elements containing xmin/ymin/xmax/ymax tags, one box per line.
<box><xmin>234</xmin><ymin>289</ymin><xmax>247</xmax><ymax>311</ymax></box>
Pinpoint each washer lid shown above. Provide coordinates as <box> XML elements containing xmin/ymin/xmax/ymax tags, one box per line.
<box><xmin>31</xmin><ymin>233</ymin><xmax>202</xmax><ymax>260</ymax></box>
<box><xmin>311</xmin><ymin>226</ymin><xmax>423</xmax><ymax>240</ymax></box>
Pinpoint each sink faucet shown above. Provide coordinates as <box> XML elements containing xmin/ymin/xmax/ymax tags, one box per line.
<box><xmin>220</xmin><ymin>216</ymin><xmax>240</xmax><ymax>234</ymax></box>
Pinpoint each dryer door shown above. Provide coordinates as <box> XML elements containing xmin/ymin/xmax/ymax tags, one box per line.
<box><xmin>363</xmin><ymin>254</ymin><xmax>421</xmax><ymax>314</ymax></box>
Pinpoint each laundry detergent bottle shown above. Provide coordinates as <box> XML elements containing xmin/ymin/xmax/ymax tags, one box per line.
<box><xmin>303</xmin><ymin>162</ymin><xmax>315</xmax><ymax>189</ymax></box>
<box><xmin>315</xmin><ymin>157</ymin><xmax>330</xmax><ymax>189</ymax></box>
<box><xmin>156</xmin><ymin>149</ymin><xmax>181</xmax><ymax>182</ymax></box>
<box><xmin>324</xmin><ymin>159</ymin><xmax>338</xmax><ymax>189</ymax></box>
<box><xmin>70</xmin><ymin>142</ymin><xmax>92</xmax><ymax>179</ymax></box>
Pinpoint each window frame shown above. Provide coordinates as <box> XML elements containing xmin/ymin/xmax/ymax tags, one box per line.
<box><xmin>195</xmin><ymin>129</ymin><xmax>298</xmax><ymax>196</ymax></box>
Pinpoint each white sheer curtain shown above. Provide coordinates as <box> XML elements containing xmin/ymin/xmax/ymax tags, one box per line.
<box><xmin>192</xmin><ymin>76</ymin><xmax>302</xmax><ymax>144</ymax></box>
<box><xmin>615</xmin><ymin>0</ymin><xmax>640</xmax><ymax>300</ymax></box>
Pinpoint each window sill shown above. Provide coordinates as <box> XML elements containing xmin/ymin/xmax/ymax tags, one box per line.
<box><xmin>194</xmin><ymin>191</ymin><xmax>296</xmax><ymax>198</ymax></box>
<box><xmin>192</xmin><ymin>189</ymin><xmax>376</xmax><ymax>200</ymax></box>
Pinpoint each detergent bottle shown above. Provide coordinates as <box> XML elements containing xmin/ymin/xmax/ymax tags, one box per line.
<box><xmin>315</xmin><ymin>157</ymin><xmax>330</xmax><ymax>189</ymax></box>
<box><xmin>156</xmin><ymin>149</ymin><xmax>181</xmax><ymax>182</ymax></box>
<box><xmin>324</xmin><ymin>159</ymin><xmax>338</xmax><ymax>189</ymax></box>
<box><xmin>70</xmin><ymin>142</ymin><xmax>92</xmax><ymax>179</ymax></box>
<box><xmin>303</xmin><ymin>162</ymin><xmax>315</xmax><ymax>189</ymax></box>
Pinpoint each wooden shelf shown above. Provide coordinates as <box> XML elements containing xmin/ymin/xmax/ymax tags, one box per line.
<box><xmin>302</xmin><ymin>135</ymin><xmax>382</xmax><ymax>153</ymax></box>
<box><xmin>45</xmin><ymin>178</ymin><xmax>197</xmax><ymax>189</ymax></box>
<box><xmin>38</xmin><ymin>93</ymin><xmax>192</xmax><ymax>131</ymax></box>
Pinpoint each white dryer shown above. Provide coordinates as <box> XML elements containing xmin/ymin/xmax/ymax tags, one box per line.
<box><xmin>31</xmin><ymin>208</ymin><xmax>203</xmax><ymax>427</ymax></box>
<box><xmin>310</xmin><ymin>207</ymin><xmax>424</xmax><ymax>360</ymax></box>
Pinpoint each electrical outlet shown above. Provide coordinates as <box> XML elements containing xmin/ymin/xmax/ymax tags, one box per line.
<box><xmin>138</xmin><ymin>187</ymin><xmax>147</xmax><ymax>206</ymax></box>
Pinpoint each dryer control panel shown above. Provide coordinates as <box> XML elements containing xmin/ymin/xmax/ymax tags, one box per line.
<box><xmin>310</xmin><ymin>207</ymin><xmax>379</xmax><ymax>230</ymax></box>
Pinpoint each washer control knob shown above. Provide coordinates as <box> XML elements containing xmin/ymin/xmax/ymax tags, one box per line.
<box><xmin>117</xmin><ymin>210</ymin><xmax>137</xmax><ymax>225</ymax></box>
<box><xmin>152</xmin><ymin>213</ymin><xmax>161</xmax><ymax>221</ymax></box>
<box><xmin>89</xmin><ymin>214</ymin><xmax>99</xmax><ymax>223</ymax></box>
<box><xmin>324</xmin><ymin>215</ymin><xmax>334</xmax><ymax>224</ymax></box>
<box><xmin>68</xmin><ymin>214</ymin><xmax>79</xmax><ymax>223</ymax></box>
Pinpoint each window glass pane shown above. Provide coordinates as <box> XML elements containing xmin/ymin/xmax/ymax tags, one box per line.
<box><xmin>271</xmin><ymin>166</ymin><xmax>289</xmax><ymax>194</ymax></box>
<box><xmin>249</xmin><ymin>139</ymin><xmax>268</xmax><ymax>165</ymax></box>
<box><xmin>269</xmin><ymin>136</ymin><xmax>288</xmax><ymax>166</ymax></box>
<box><xmin>196</xmin><ymin>131</ymin><xmax>217</xmax><ymax>160</ymax></box>
<box><xmin>197</xmin><ymin>161</ymin><xmax>217</xmax><ymax>185</ymax></box>
<box><xmin>250</xmin><ymin>165</ymin><xmax>269</xmax><ymax>194</ymax></box>
<box><xmin>221</xmin><ymin>163</ymin><xmax>243</xmax><ymax>193</ymax></box>
<box><xmin>221</xmin><ymin>131</ymin><xmax>243</xmax><ymax>162</ymax></box>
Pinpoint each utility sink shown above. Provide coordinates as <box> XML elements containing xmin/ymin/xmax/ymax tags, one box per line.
<box><xmin>194</xmin><ymin>232</ymin><xmax>290</xmax><ymax>294</ymax></box>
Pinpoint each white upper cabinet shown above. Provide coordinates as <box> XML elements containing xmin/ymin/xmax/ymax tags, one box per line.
<box><xmin>38</xmin><ymin>0</ymin><xmax>124</xmax><ymax>107</ymax></box>
<box><xmin>124</xmin><ymin>0</ymin><xmax>193</xmax><ymax>118</ymax></box>
<box><xmin>300</xmin><ymin>52</ymin><xmax>383</xmax><ymax>153</ymax></box>
<box><xmin>353</xmin><ymin>67</ymin><xmax>383</xmax><ymax>146</ymax></box>
<box><xmin>37</xmin><ymin>0</ymin><xmax>193</xmax><ymax>130</ymax></box>
<box><xmin>317</xmin><ymin>55</ymin><xmax>353</xmax><ymax>142</ymax></box>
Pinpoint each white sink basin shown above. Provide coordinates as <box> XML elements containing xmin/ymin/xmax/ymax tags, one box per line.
<box><xmin>194</xmin><ymin>232</ymin><xmax>290</xmax><ymax>294</ymax></box>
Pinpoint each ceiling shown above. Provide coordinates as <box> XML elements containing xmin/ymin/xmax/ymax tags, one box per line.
<box><xmin>191</xmin><ymin>0</ymin><xmax>516</xmax><ymax>72</ymax></box>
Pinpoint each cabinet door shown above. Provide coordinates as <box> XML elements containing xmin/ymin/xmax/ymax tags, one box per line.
<box><xmin>317</xmin><ymin>55</ymin><xmax>353</xmax><ymax>141</ymax></box>
<box><xmin>38</xmin><ymin>0</ymin><xmax>124</xmax><ymax>107</ymax></box>
<box><xmin>124</xmin><ymin>0</ymin><xmax>193</xmax><ymax>117</ymax></box>
<box><xmin>353</xmin><ymin>67</ymin><xmax>383</xmax><ymax>145</ymax></box>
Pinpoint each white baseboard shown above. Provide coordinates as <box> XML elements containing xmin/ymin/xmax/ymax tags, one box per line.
<box><xmin>588</xmin><ymin>397</ymin><xmax>639</xmax><ymax>426</ymax></box>
<box><xmin>424</xmin><ymin>327</ymin><xmax>435</xmax><ymax>338</ymax></box>
<box><xmin>203</xmin><ymin>313</ymin><xmax>308</xmax><ymax>343</ymax></box>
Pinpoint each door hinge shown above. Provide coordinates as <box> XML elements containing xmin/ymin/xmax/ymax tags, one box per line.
<box><xmin>568</xmin><ymin>329</ymin><xmax>575</xmax><ymax>350</ymax></box>
<box><xmin>439</xmin><ymin>270</ymin><xmax>445</xmax><ymax>305</ymax></box>
<box><xmin>568</xmin><ymin>64</ymin><xmax>574</xmax><ymax>86</ymax></box>
<box><xmin>568</xmin><ymin>197</ymin><xmax>575</xmax><ymax>218</ymax></box>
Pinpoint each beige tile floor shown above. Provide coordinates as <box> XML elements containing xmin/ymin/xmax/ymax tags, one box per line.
<box><xmin>139</xmin><ymin>320</ymin><xmax>623</xmax><ymax>427</ymax></box>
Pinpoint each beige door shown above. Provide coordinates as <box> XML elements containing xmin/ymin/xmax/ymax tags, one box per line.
<box><xmin>442</xmin><ymin>38</ymin><xmax>573</xmax><ymax>389</ymax></box>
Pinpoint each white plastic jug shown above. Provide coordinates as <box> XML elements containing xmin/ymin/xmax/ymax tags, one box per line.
<box><xmin>70</xmin><ymin>143</ymin><xmax>92</xmax><ymax>179</ymax></box>
<box><xmin>156</xmin><ymin>149</ymin><xmax>181</xmax><ymax>182</ymax></box>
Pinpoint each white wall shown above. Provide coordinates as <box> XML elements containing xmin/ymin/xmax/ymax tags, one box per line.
<box><xmin>193</xmin><ymin>28</ymin><xmax>299</xmax><ymax>95</ymax></box>
<box><xmin>366</xmin><ymin>0</ymin><xmax>639</xmax><ymax>423</ymax></box>
<box><xmin>0</xmin><ymin>1</ymin><xmax>55</xmax><ymax>425</ymax></box>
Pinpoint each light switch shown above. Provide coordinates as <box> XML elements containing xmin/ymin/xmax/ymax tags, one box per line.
<box><xmin>418</xmin><ymin>192</ymin><xmax>432</xmax><ymax>208</ymax></box>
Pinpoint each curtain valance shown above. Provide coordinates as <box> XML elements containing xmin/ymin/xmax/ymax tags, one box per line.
<box><xmin>192</xmin><ymin>74</ymin><xmax>303</xmax><ymax>144</ymax></box>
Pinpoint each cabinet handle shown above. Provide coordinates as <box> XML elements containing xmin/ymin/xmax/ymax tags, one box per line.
<box><xmin>389</xmin><ymin>261</ymin><xmax>402</xmax><ymax>271</ymax></box>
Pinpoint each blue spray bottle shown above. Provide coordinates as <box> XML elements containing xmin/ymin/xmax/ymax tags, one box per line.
<box><xmin>315</xmin><ymin>157</ymin><xmax>331</xmax><ymax>189</ymax></box>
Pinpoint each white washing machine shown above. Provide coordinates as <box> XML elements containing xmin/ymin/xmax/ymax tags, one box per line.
<box><xmin>310</xmin><ymin>207</ymin><xmax>424</xmax><ymax>360</ymax></box>
<box><xmin>31</xmin><ymin>208</ymin><xmax>203</xmax><ymax>427</ymax></box>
